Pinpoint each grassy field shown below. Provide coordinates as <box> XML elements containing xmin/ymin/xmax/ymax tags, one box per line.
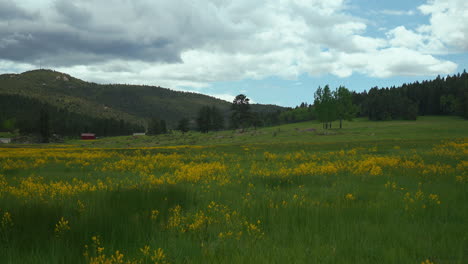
<box><xmin>0</xmin><ymin>132</ymin><xmax>14</xmax><ymax>138</ymax></box>
<box><xmin>67</xmin><ymin>116</ymin><xmax>467</xmax><ymax>148</ymax></box>
<box><xmin>0</xmin><ymin>116</ymin><xmax>467</xmax><ymax>263</ymax></box>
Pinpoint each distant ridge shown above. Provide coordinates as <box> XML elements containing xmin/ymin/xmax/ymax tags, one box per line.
<box><xmin>0</xmin><ymin>69</ymin><xmax>285</xmax><ymax>128</ymax></box>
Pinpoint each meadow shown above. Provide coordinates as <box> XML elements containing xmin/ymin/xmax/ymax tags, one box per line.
<box><xmin>0</xmin><ymin>116</ymin><xmax>467</xmax><ymax>263</ymax></box>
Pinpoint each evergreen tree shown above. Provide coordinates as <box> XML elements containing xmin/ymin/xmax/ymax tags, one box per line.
<box><xmin>177</xmin><ymin>118</ymin><xmax>190</xmax><ymax>133</ymax></box>
<box><xmin>197</xmin><ymin>106</ymin><xmax>224</xmax><ymax>133</ymax></box>
<box><xmin>211</xmin><ymin>106</ymin><xmax>224</xmax><ymax>131</ymax></box>
<box><xmin>39</xmin><ymin>108</ymin><xmax>50</xmax><ymax>143</ymax></box>
<box><xmin>147</xmin><ymin>117</ymin><xmax>162</xmax><ymax>135</ymax></box>
<box><xmin>231</xmin><ymin>94</ymin><xmax>251</xmax><ymax>130</ymax></box>
<box><xmin>2</xmin><ymin>118</ymin><xmax>16</xmax><ymax>133</ymax></box>
<box><xmin>440</xmin><ymin>94</ymin><xmax>458</xmax><ymax>115</ymax></box>
<box><xmin>197</xmin><ymin>106</ymin><xmax>212</xmax><ymax>133</ymax></box>
<box><xmin>160</xmin><ymin>120</ymin><xmax>167</xmax><ymax>134</ymax></box>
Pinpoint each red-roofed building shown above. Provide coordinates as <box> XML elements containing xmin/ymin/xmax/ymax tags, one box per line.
<box><xmin>81</xmin><ymin>133</ymin><xmax>96</xmax><ymax>140</ymax></box>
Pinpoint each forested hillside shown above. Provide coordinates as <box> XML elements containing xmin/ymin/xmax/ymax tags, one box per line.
<box><xmin>279</xmin><ymin>71</ymin><xmax>468</xmax><ymax>123</ymax></box>
<box><xmin>355</xmin><ymin>71</ymin><xmax>468</xmax><ymax>120</ymax></box>
<box><xmin>0</xmin><ymin>94</ymin><xmax>144</xmax><ymax>137</ymax></box>
<box><xmin>0</xmin><ymin>69</ymin><xmax>284</xmax><ymax>136</ymax></box>
<box><xmin>1</xmin><ymin>69</ymin><xmax>466</xmax><ymax>138</ymax></box>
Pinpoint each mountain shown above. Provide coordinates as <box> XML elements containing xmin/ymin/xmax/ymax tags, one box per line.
<box><xmin>0</xmin><ymin>69</ymin><xmax>285</xmax><ymax>135</ymax></box>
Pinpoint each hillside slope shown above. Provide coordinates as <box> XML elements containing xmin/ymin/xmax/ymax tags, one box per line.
<box><xmin>0</xmin><ymin>69</ymin><xmax>284</xmax><ymax>128</ymax></box>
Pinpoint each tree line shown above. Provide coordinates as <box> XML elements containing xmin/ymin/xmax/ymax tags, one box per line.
<box><xmin>278</xmin><ymin>70</ymin><xmax>468</xmax><ymax>125</ymax></box>
<box><xmin>354</xmin><ymin>71</ymin><xmax>468</xmax><ymax>120</ymax></box>
<box><xmin>1</xmin><ymin>71</ymin><xmax>466</xmax><ymax>141</ymax></box>
<box><xmin>0</xmin><ymin>94</ymin><xmax>144</xmax><ymax>141</ymax></box>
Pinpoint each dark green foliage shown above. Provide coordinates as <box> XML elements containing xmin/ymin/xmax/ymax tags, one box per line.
<box><xmin>177</xmin><ymin>118</ymin><xmax>190</xmax><ymax>133</ymax></box>
<box><xmin>334</xmin><ymin>86</ymin><xmax>358</xmax><ymax>128</ymax></box>
<box><xmin>160</xmin><ymin>120</ymin><xmax>167</xmax><ymax>134</ymax></box>
<box><xmin>39</xmin><ymin>108</ymin><xmax>50</xmax><ymax>143</ymax></box>
<box><xmin>279</xmin><ymin>103</ymin><xmax>315</xmax><ymax>123</ymax></box>
<box><xmin>260</xmin><ymin>110</ymin><xmax>282</xmax><ymax>126</ymax></box>
<box><xmin>439</xmin><ymin>94</ymin><xmax>458</xmax><ymax>115</ymax></box>
<box><xmin>250</xmin><ymin>112</ymin><xmax>263</xmax><ymax>129</ymax></box>
<box><xmin>355</xmin><ymin>71</ymin><xmax>468</xmax><ymax>120</ymax></box>
<box><xmin>365</xmin><ymin>87</ymin><xmax>419</xmax><ymax>121</ymax></box>
<box><xmin>0</xmin><ymin>70</ymin><xmax>285</xmax><ymax>130</ymax></box>
<box><xmin>314</xmin><ymin>85</ymin><xmax>336</xmax><ymax>129</ymax></box>
<box><xmin>231</xmin><ymin>94</ymin><xmax>251</xmax><ymax>129</ymax></box>
<box><xmin>0</xmin><ymin>94</ymin><xmax>143</xmax><ymax>137</ymax></box>
<box><xmin>1</xmin><ymin>118</ymin><xmax>16</xmax><ymax>133</ymax></box>
<box><xmin>197</xmin><ymin>106</ymin><xmax>224</xmax><ymax>133</ymax></box>
<box><xmin>0</xmin><ymin>70</ymin><xmax>285</xmax><ymax>138</ymax></box>
<box><xmin>148</xmin><ymin>118</ymin><xmax>167</xmax><ymax>135</ymax></box>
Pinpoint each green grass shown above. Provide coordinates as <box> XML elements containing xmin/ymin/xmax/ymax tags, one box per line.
<box><xmin>0</xmin><ymin>132</ymin><xmax>14</xmax><ymax>138</ymax></box>
<box><xmin>67</xmin><ymin>116</ymin><xmax>467</xmax><ymax>148</ymax></box>
<box><xmin>0</xmin><ymin>116</ymin><xmax>467</xmax><ymax>263</ymax></box>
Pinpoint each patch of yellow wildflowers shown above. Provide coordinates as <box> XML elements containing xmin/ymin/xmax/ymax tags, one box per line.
<box><xmin>1</xmin><ymin>211</ymin><xmax>13</xmax><ymax>229</ymax></box>
<box><xmin>345</xmin><ymin>193</ymin><xmax>356</xmax><ymax>201</ymax></box>
<box><xmin>150</xmin><ymin>210</ymin><xmax>160</xmax><ymax>221</ymax></box>
<box><xmin>421</xmin><ymin>259</ymin><xmax>435</xmax><ymax>264</ymax></box>
<box><xmin>54</xmin><ymin>217</ymin><xmax>70</xmax><ymax>237</ymax></box>
<box><xmin>84</xmin><ymin>235</ymin><xmax>142</xmax><ymax>264</ymax></box>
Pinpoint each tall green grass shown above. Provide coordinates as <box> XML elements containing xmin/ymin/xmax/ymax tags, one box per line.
<box><xmin>0</xmin><ymin>117</ymin><xmax>467</xmax><ymax>263</ymax></box>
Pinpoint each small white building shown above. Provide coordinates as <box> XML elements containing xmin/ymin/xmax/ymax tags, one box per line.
<box><xmin>0</xmin><ymin>138</ymin><xmax>11</xmax><ymax>144</ymax></box>
<box><xmin>133</xmin><ymin>133</ymin><xmax>146</xmax><ymax>136</ymax></box>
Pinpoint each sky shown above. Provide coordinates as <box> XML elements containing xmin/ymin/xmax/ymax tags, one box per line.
<box><xmin>0</xmin><ymin>0</ymin><xmax>467</xmax><ymax>107</ymax></box>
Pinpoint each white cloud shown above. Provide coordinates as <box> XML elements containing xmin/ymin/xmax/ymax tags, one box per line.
<box><xmin>208</xmin><ymin>93</ymin><xmax>236</xmax><ymax>103</ymax></box>
<box><xmin>338</xmin><ymin>48</ymin><xmax>457</xmax><ymax>78</ymax></box>
<box><xmin>388</xmin><ymin>26</ymin><xmax>424</xmax><ymax>49</ymax></box>
<box><xmin>380</xmin><ymin>9</ymin><xmax>415</xmax><ymax>16</ymax></box>
<box><xmin>384</xmin><ymin>0</ymin><xmax>468</xmax><ymax>57</ymax></box>
<box><xmin>387</xmin><ymin>26</ymin><xmax>446</xmax><ymax>54</ymax></box>
<box><xmin>418</xmin><ymin>0</ymin><xmax>468</xmax><ymax>51</ymax></box>
<box><xmin>0</xmin><ymin>0</ymin><xmax>464</xmax><ymax>90</ymax></box>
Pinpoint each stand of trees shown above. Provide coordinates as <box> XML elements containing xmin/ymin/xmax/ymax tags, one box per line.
<box><xmin>334</xmin><ymin>86</ymin><xmax>358</xmax><ymax>128</ymax></box>
<box><xmin>279</xmin><ymin>103</ymin><xmax>315</xmax><ymax>123</ymax></box>
<box><xmin>278</xmin><ymin>71</ymin><xmax>468</xmax><ymax>125</ymax></box>
<box><xmin>196</xmin><ymin>106</ymin><xmax>224</xmax><ymax>133</ymax></box>
<box><xmin>314</xmin><ymin>85</ymin><xmax>357</xmax><ymax>129</ymax></box>
<box><xmin>0</xmin><ymin>94</ymin><xmax>144</xmax><ymax>138</ymax></box>
<box><xmin>39</xmin><ymin>108</ymin><xmax>50</xmax><ymax>143</ymax></box>
<box><xmin>177</xmin><ymin>118</ymin><xmax>190</xmax><ymax>133</ymax></box>
<box><xmin>354</xmin><ymin>71</ymin><xmax>468</xmax><ymax>120</ymax></box>
<box><xmin>147</xmin><ymin>118</ymin><xmax>167</xmax><ymax>135</ymax></box>
<box><xmin>362</xmin><ymin>88</ymin><xmax>418</xmax><ymax>120</ymax></box>
<box><xmin>3</xmin><ymin>71</ymin><xmax>465</xmax><ymax>140</ymax></box>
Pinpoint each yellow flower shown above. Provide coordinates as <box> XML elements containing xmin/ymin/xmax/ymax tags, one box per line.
<box><xmin>1</xmin><ymin>211</ymin><xmax>13</xmax><ymax>229</ymax></box>
<box><xmin>54</xmin><ymin>217</ymin><xmax>70</xmax><ymax>237</ymax></box>
<box><xmin>77</xmin><ymin>200</ymin><xmax>86</xmax><ymax>214</ymax></box>
<box><xmin>140</xmin><ymin>245</ymin><xmax>150</xmax><ymax>256</ymax></box>
<box><xmin>150</xmin><ymin>210</ymin><xmax>159</xmax><ymax>221</ymax></box>
<box><xmin>151</xmin><ymin>248</ymin><xmax>168</xmax><ymax>264</ymax></box>
<box><xmin>345</xmin><ymin>193</ymin><xmax>356</xmax><ymax>201</ymax></box>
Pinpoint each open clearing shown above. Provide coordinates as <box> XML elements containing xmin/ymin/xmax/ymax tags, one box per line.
<box><xmin>0</xmin><ymin>116</ymin><xmax>467</xmax><ymax>263</ymax></box>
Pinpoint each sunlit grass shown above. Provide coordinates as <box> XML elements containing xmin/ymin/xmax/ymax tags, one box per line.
<box><xmin>0</xmin><ymin>117</ymin><xmax>467</xmax><ymax>263</ymax></box>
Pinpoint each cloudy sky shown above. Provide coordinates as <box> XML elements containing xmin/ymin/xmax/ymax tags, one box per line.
<box><xmin>1</xmin><ymin>0</ymin><xmax>467</xmax><ymax>106</ymax></box>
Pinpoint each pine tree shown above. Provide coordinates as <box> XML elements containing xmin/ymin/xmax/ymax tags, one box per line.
<box><xmin>147</xmin><ymin>117</ymin><xmax>162</xmax><ymax>135</ymax></box>
<box><xmin>39</xmin><ymin>108</ymin><xmax>50</xmax><ymax>143</ymax></box>
<box><xmin>197</xmin><ymin>106</ymin><xmax>224</xmax><ymax>133</ymax></box>
<box><xmin>177</xmin><ymin>118</ymin><xmax>190</xmax><ymax>133</ymax></box>
<box><xmin>231</xmin><ymin>94</ymin><xmax>251</xmax><ymax>130</ymax></box>
<box><xmin>160</xmin><ymin>120</ymin><xmax>167</xmax><ymax>134</ymax></box>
